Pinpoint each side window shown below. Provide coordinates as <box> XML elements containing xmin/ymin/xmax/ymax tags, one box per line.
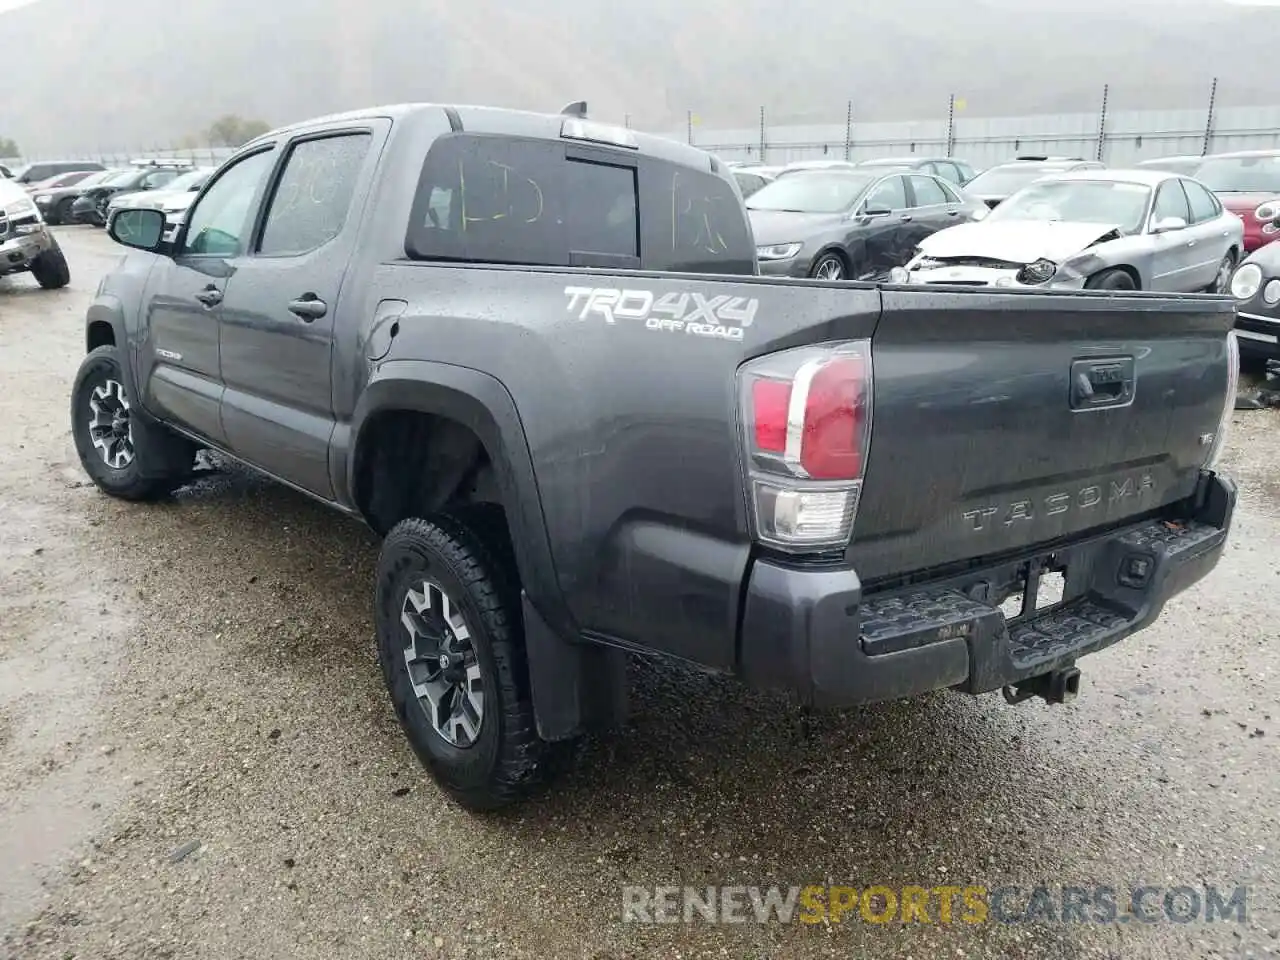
<box><xmin>1183</xmin><ymin>179</ymin><xmax>1221</xmax><ymax>223</ymax></box>
<box><xmin>259</xmin><ymin>134</ymin><xmax>372</xmax><ymax>257</ymax></box>
<box><xmin>181</xmin><ymin>149</ymin><xmax>276</xmax><ymax>258</ymax></box>
<box><xmin>1151</xmin><ymin>181</ymin><xmax>1192</xmax><ymax>226</ymax></box>
<box><xmin>865</xmin><ymin>175</ymin><xmax>907</xmax><ymax>211</ymax></box>
<box><xmin>908</xmin><ymin>174</ymin><xmax>949</xmax><ymax>207</ymax></box>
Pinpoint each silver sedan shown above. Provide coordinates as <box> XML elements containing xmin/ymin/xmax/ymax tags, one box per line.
<box><xmin>896</xmin><ymin>169</ymin><xmax>1244</xmax><ymax>292</ymax></box>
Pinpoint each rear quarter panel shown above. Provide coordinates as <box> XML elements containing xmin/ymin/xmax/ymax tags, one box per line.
<box><xmin>349</xmin><ymin>265</ymin><xmax>881</xmax><ymax>668</ymax></box>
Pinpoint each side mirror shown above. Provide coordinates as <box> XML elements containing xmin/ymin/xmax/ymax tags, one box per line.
<box><xmin>108</xmin><ymin>208</ymin><xmax>168</xmax><ymax>252</ymax></box>
<box><xmin>862</xmin><ymin>204</ymin><xmax>892</xmax><ymax>219</ymax></box>
<box><xmin>1151</xmin><ymin>216</ymin><xmax>1187</xmax><ymax>234</ymax></box>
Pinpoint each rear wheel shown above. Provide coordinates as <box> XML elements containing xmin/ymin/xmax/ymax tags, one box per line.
<box><xmin>810</xmin><ymin>252</ymin><xmax>846</xmax><ymax>281</ymax></box>
<box><xmin>375</xmin><ymin>515</ymin><xmax>558</xmax><ymax>810</ymax></box>
<box><xmin>29</xmin><ymin>237</ymin><xmax>70</xmax><ymax>289</ymax></box>
<box><xmin>70</xmin><ymin>346</ymin><xmax>196</xmax><ymax>500</ymax></box>
<box><xmin>1084</xmin><ymin>268</ymin><xmax>1137</xmax><ymax>291</ymax></box>
<box><xmin>1209</xmin><ymin>251</ymin><xmax>1237</xmax><ymax>294</ymax></box>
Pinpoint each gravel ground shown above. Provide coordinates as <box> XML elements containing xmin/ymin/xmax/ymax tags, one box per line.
<box><xmin>2</xmin><ymin>227</ymin><xmax>1279</xmax><ymax>960</ymax></box>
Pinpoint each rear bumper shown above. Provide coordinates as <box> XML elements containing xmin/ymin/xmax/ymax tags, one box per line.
<box><xmin>737</xmin><ymin>471</ymin><xmax>1236</xmax><ymax>707</ymax></box>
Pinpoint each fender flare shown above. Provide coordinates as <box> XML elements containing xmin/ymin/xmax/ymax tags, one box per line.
<box><xmin>346</xmin><ymin>359</ymin><xmax>574</xmax><ymax>638</ymax></box>
<box><xmin>84</xmin><ymin>296</ymin><xmax>151</xmax><ymax>418</ymax></box>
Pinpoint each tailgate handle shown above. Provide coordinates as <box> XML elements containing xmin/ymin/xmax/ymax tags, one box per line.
<box><xmin>1070</xmin><ymin>357</ymin><xmax>1135</xmax><ymax>410</ymax></box>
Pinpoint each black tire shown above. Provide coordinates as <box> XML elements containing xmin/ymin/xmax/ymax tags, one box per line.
<box><xmin>1208</xmin><ymin>251</ymin><xmax>1238</xmax><ymax>294</ymax></box>
<box><xmin>70</xmin><ymin>346</ymin><xmax>197</xmax><ymax>501</ymax></box>
<box><xmin>1084</xmin><ymin>268</ymin><xmax>1137</xmax><ymax>291</ymax></box>
<box><xmin>51</xmin><ymin>198</ymin><xmax>75</xmax><ymax>226</ymax></box>
<box><xmin>809</xmin><ymin>252</ymin><xmax>847</xmax><ymax>281</ymax></box>
<box><xmin>376</xmin><ymin>515</ymin><xmax>555</xmax><ymax>811</ymax></box>
<box><xmin>29</xmin><ymin>236</ymin><xmax>71</xmax><ymax>289</ymax></box>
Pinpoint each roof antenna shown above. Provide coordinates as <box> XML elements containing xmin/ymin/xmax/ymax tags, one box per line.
<box><xmin>560</xmin><ymin>100</ymin><xmax>588</xmax><ymax>118</ymax></box>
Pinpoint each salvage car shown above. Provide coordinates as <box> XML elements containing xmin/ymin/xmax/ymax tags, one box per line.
<box><xmin>857</xmin><ymin>156</ymin><xmax>977</xmax><ymax>186</ymax></box>
<box><xmin>74</xmin><ymin>102</ymin><xmax>1238</xmax><ymax>810</ymax></box>
<box><xmin>32</xmin><ymin>169</ymin><xmax>125</xmax><ymax>225</ymax></box>
<box><xmin>1194</xmin><ymin>149</ymin><xmax>1280</xmax><ymax>253</ymax></box>
<box><xmin>70</xmin><ymin>165</ymin><xmax>183</xmax><ymax>226</ymax></box>
<box><xmin>1229</xmin><ymin>197</ymin><xmax>1280</xmax><ymax>358</ymax></box>
<box><xmin>106</xmin><ymin>166</ymin><xmax>213</xmax><ymax>219</ymax></box>
<box><xmin>0</xmin><ymin>174</ymin><xmax>71</xmax><ymax>288</ymax></box>
<box><xmin>749</xmin><ymin>169</ymin><xmax>988</xmax><ymax>279</ymax></box>
<box><xmin>961</xmin><ymin>158</ymin><xmax>1105</xmax><ymax>209</ymax></box>
<box><xmin>897</xmin><ymin>169</ymin><xmax>1243</xmax><ymax>292</ymax></box>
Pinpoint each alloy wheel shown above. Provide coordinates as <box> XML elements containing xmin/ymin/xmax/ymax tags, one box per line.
<box><xmin>400</xmin><ymin>580</ymin><xmax>485</xmax><ymax>748</ymax></box>
<box><xmin>814</xmin><ymin>257</ymin><xmax>845</xmax><ymax>280</ymax></box>
<box><xmin>87</xmin><ymin>379</ymin><xmax>135</xmax><ymax>469</ymax></box>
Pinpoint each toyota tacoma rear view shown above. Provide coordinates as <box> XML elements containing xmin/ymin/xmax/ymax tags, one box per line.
<box><xmin>72</xmin><ymin>102</ymin><xmax>1239</xmax><ymax>810</ymax></box>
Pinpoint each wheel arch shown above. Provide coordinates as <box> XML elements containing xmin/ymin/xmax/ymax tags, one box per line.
<box><xmin>347</xmin><ymin>360</ymin><xmax>571</xmax><ymax>636</ymax></box>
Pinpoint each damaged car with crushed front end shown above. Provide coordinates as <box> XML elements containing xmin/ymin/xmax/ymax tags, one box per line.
<box><xmin>896</xmin><ymin>169</ymin><xmax>1243</xmax><ymax>292</ymax></box>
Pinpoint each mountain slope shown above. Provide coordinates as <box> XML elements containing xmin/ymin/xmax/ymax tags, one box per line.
<box><xmin>2</xmin><ymin>0</ymin><xmax>1278</xmax><ymax>153</ymax></box>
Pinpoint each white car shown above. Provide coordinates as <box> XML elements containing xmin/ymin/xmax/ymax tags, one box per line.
<box><xmin>107</xmin><ymin>167</ymin><xmax>213</xmax><ymax>237</ymax></box>
<box><xmin>896</xmin><ymin>169</ymin><xmax>1244</xmax><ymax>293</ymax></box>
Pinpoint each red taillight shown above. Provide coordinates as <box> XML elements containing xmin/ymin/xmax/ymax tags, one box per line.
<box><xmin>751</xmin><ymin>379</ymin><xmax>791</xmax><ymax>453</ymax></box>
<box><xmin>801</xmin><ymin>355</ymin><xmax>865</xmax><ymax>480</ymax></box>
<box><xmin>738</xmin><ymin>342</ymin><xmax>873</xmax><ymax>552</ymax></box>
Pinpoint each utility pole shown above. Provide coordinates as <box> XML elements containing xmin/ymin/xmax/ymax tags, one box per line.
<box><xmin>1202</xmin><ymin>77</ymin><xmax>1218</xmax><ymax>156</ymax></box>
<box><xmin>845</xmin><ymin>100</ymin><xmax>853</xmax><ymax>161</ymax></box>
<box><xmin>945</xmin><ymin>94</ymin><xmax>956</xmax><ymax>158</ymax></box>
<box><xmin>1095</xmin><ymin>84</ymin><xmax>1110</xmax><ymax>162</ymax></box>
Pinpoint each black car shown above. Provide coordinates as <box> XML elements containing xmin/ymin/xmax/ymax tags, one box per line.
<box><xmin>748</xmin><ymin>169</ymin><xmax>987</xmax><ymax>280</ymax></box>
<box><xmin>857</xmin><ymin>156</ymin><xmax>977</xmax><ymax>186</ymax></box>
<box><xmin>70</xmin><ymin>167</ymin><xmax>183</xmax><ymax>226</ymax></box>
<box><xmin>31</xmin><ymin>169</ymin><xmax>127</xmax><ymax>225</ymax></box>
<box><xmin>1229</xmin><ymin>199</ymin><xmax>1280</xmax><ymax>359</ymax></box>
<box><xmin>962</xmin><ymin>159</ymin><xmax>1105</xmax><ymax>209</ymax></box>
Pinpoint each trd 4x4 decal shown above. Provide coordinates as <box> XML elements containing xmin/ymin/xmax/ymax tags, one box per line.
<box><xmin>564</xmin><ymin>286</ymin><xmax>758</xmax><ymax>342</ymax></box>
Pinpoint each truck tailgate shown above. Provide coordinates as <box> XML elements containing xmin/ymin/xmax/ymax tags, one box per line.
<box><xmin>851</xmin><ymin>288</ymin><xmax>1235</xmax><ymax>584</ymax></box>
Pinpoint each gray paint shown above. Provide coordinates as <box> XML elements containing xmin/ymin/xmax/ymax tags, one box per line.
<box><xmin>87</xmin><ymin>102</ymin><xmax>1238</xmax><ymax>678</ymax></box>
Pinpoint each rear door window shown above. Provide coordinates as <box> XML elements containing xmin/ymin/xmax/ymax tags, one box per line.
<box><xmin>907</xmin><ymin>174</ymin><xmax>949</xmax><ymax>207</ymax></box>
<box><xmin>1182</xmin><ymin>179</ymin><xmax>1222</xmax><ymax>223</ymax></box>
<box><xmin>407</xmin><ymin>134</ymin><xmax>753</xmax><ymax>274</ymax></box>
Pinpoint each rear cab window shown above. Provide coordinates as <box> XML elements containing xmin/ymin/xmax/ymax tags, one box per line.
<box><xmin>405</xmin><ymin>133</ymin><xmax>753</xmax><ymax>274</ymax></box>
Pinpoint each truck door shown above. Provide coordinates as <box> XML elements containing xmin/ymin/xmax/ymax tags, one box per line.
<box><xmin>217</xmin><ymin>124</ymin><xmax>385</xmax><ymax>499</ymax></box>
<box><xmin>135</xmin><ymin>147</ymin><xmax>278</xmax><ymax>444</ymax></box>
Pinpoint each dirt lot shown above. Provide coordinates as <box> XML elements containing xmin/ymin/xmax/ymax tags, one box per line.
<box><xmin>2</xmin><ymin>227</ymin><xmax>1279</xmax><ymax>960</ymax></box>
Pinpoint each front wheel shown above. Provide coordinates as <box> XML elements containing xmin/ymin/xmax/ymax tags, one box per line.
<box><xmin>70</xmin><ymin>346</ymin><xmax>196</xmax><ymax>500</ymax></box>
<box><xmin>375</xmin><ymin>516</ymin><xmax>557</xmax><ymax>811</ymax></box>
<box><xmin>29</xmin><ymin>236</ymin><xmax>70</xmax><ymax>289</ymax></box>
<box><xmin>809</xmin><ymin>252</ymin><xmax>846</xmax><ymax>281</ymax></box>
<box><xmin>1084</xmin><ymin>268</ymin><xmax>1137</xmax><ymax>291</ymax></box>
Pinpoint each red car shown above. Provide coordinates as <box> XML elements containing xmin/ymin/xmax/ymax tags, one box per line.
<box><xmin>1194</xmin><ymin>150</ymin><xmax>1280</xmax><ymax>252</ymax></box>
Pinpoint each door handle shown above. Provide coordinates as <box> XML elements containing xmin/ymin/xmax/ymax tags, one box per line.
<box><xmin>947</xmin><ymin>209</ymin><xmax>960</xmax><ymax>216</ymax></box>
<box><xmin>899</xmin><ymin>214</ymin><xmax>913</xmax><ymax>222</ymax></box>
<box><xmin>194</xmin><ymin>286</ymin><xmax>222</xmax><ymax>308</ymax></box>
<box><xmin>288</xmin><ymin>294</ymin><xmax>328</xmax><ymax>321</ymax></box>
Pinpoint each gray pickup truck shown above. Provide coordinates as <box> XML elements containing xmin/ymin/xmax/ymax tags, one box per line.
<box><xmin>73</xmin><ymin>102</ymin><xmax>1239</xmax><ymax>810</ymax></box>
